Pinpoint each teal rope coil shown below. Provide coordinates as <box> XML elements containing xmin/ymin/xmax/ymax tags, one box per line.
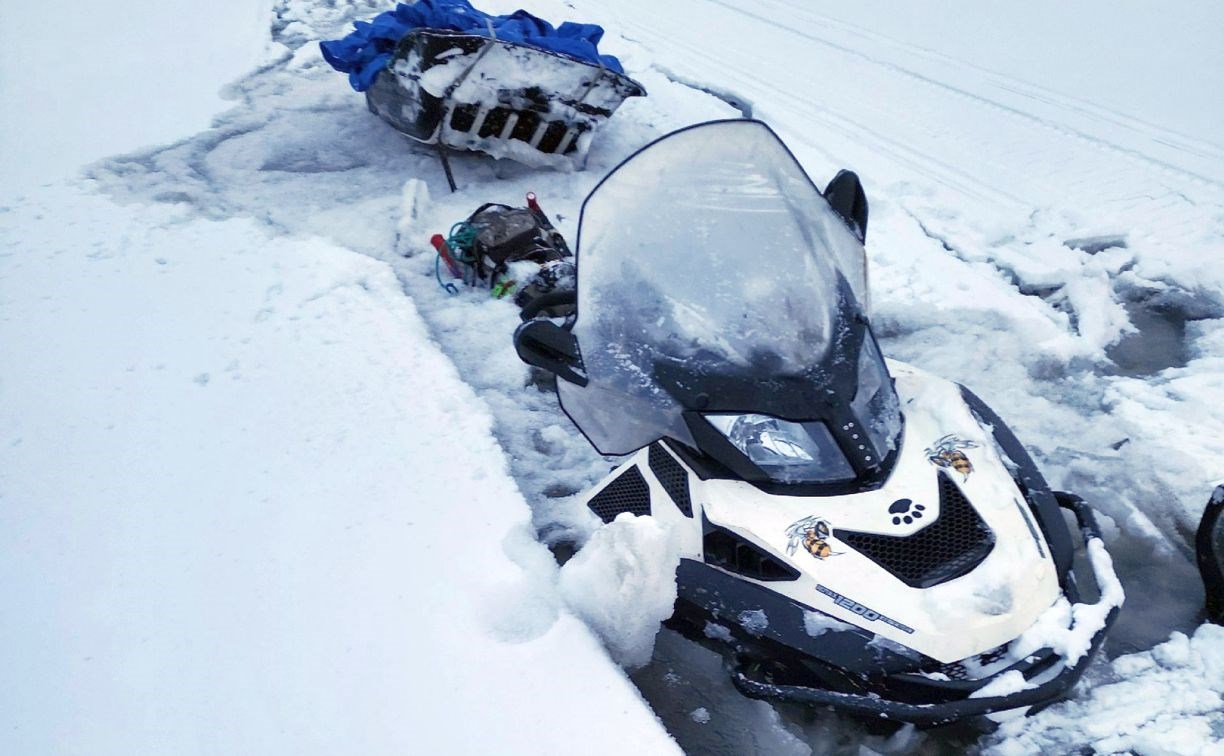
<box><xmin>435</xmin><ymin>220</ymin><xmax>480</xmax><ymax>293</ymax></box>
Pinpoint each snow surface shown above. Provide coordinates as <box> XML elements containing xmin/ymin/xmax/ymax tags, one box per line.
<box><xmin>784</xmin><ymin>0</ymin><xmax>1224</xmax><ymax>149</ymax></box>
<box><xmin>0</xmin><ymin>2</ymin><xmax>276</xmax><ymax>191</ymax></box>
<box><xmin>0</xmin><ymin>186</ymin><xmax>676</xmax><ymax>753</ymax></box>
<box><xmin>985</xmin><ymin>624</ymin><xmax>1224</xmax><ymax>756</ymax></box>
<box><xmin>4</xmin><ymin>0</ymin><xmax>1224</xmax><ymax>753</ymax></box>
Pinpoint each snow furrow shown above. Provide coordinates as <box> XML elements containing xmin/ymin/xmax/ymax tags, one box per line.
<box><xmin>737</xmin><ymin>0</ymin><xmax>1224</xmax><ymax>184</ymax></box>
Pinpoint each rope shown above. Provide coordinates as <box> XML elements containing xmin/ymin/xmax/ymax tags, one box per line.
<box><xmin>434</xmin><ymin>254</ymin><xmax>459</xmax><ymax>294</ymax></box>
<box><xmin>435</xmin><ymin>221</ymin><xmax>480</xmax><ymax>293</ymax></box>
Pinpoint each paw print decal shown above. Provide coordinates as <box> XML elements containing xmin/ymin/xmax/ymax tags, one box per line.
<box><xmin>888</xmin><ymin>498</ymin><xmax>926</xmax><ymax>526</ymax></box>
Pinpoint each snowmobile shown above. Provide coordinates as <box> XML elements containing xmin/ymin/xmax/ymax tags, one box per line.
<box><xmin>513</xmin><ymin>119</ymin><xmax>1123</xmax><ymax>725</ymax></box>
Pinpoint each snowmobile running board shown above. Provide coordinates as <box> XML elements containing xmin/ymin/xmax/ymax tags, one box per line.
<box><xmin>729</xmin><ymin>494</ymin><xmax>1121</xmax><ymax>726</ymax></box>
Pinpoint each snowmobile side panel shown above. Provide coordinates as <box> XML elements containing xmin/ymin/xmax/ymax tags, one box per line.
<box><xmin>729</xmin><ymin>495</ymin><xmax>1120</xmax><ymax>725</ymax></box>
<box><xmin>959</xmin><ymin>384</ymin><xmax>1075</xmax><ymax>581</ymax></box>
<box><xmin>669</xmin><ymin>558</ymin><xmax>922</xmax><ymax>675</ymax></box>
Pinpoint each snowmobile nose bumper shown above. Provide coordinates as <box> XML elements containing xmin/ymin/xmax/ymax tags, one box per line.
<box><xmin>730</xmin><ymin>493</ymin><xmax>1122</xmax><ymax>726</ymax></box>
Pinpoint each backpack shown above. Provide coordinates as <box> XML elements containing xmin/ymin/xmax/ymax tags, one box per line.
<box><xmin>431</xmin><ymin>193</ymin><xmax>575</xmax><ymax>316</ymax></box>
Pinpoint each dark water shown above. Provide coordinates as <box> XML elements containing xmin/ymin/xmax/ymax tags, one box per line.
<box><xmin>1106</xmin><ymin>300</ymin><xmax>1191</xmax><ymax>377</ymax></box>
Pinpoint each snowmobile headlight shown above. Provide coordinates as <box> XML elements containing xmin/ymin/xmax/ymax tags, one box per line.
<box><xmin>705</xmin><ymin>414</ymin><xmax>856</xmax><ymax>484</ymax></box>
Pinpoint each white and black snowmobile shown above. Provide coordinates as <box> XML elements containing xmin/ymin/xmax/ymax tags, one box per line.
<box><xmin>513</xmin><ymin>119</ymin><xmax>1123</xmax><ymax>724</ymax></box>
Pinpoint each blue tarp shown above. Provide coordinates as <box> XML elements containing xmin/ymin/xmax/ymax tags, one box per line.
<box><xmin>320</xmin><ymin>0</ymin><xmax>625</xmax><ymax>92</ymax></box>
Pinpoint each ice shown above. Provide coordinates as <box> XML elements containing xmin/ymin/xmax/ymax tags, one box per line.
<box><xmin>558</xmin><ymin>513</ymin><xmax>680</xmax><ymax>669</ymax></box>
<box><xmin>704</xmin><ymin>621</ymin><xmax>735</xmax><ymax>642</ymax></box>
<box><xmin>804</xmin><ymin>611</ymin><xmax>856</xmax><ymax>637</ymax></box>
<box><xmin>395</xmin><ymin>177</ymin><xmax>432</xmax><ymax>255</ymax></box>
<box><xmin>737</xmin><ymin>609</ymin><xmax>770</xmax><ymax>637</ymax></box>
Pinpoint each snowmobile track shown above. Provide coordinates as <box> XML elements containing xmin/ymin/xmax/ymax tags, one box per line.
<box><xmin>605</xmin><ymin>0</ymin><xmax>1224</xmax><ymax>239</ymax></box>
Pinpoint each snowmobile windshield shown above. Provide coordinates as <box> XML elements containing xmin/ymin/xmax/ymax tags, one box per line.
<box><xmin>559</xmin><ymin>120</ymin><xmax>876</xmax><ymax>459</ymax></box>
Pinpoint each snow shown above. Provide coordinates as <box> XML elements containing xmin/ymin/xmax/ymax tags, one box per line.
<box><xmin>969</xmin><ymin>671</ymin><xmax>1035</xmax><ymax>701</ymax></box>
<box><xmin>777</xmin><ymin>0</ymin><xmax>1224</xmax><ymax>150</ymax></box>
<box><xmin>558</xmin><ymin>512</ymin><xmax>679</xmax><ymax>669</ymax></box>
<box><xmin>0</xmin><ymin>185</ymin><xmax>676</xmax><ymax>753</ymax></box>
<box><xmin>0</xmin><ymin>2</ymin><xmax>275</xmax><ymax>191</ymax></box>
<box><xmin>3</xmin><ymin>0</ymin><xmax>1223</xmax><ymax>753</ymax></box>
<box><xmin>703</xmin><ymin>621</ymin><xmax>734</xmax><ymax>642</ymax></box>
<box><xmin>737</xmin><ymin>609</ymin><xmax>770</xmax><ymax>637</ymax></box>
<box><xmin>986</xmin><ymin>536</ymin><xmax>1125</xmax><ymax>681</ymax></box>
<box><xmin>984</xmin><ymin>624</ymin><xmax>1224</xmax><ymax>755</ymax></box>
<box><xmin>804</xmin><ymin>611</ymin><xmax>856</xmax><ymax>637</ymax></box>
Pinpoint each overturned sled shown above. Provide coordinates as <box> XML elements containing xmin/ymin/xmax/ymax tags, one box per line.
<box><xmin>364</xmin><ymin>29</ymin><xmax>645</xmax><ymax>171</ymax></box>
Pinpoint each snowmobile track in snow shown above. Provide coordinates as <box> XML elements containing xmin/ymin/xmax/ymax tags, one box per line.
<box><xmin>608</xmin><ymin>0</ymin><xmax>1224</xmax><ymax>232</ymax></box>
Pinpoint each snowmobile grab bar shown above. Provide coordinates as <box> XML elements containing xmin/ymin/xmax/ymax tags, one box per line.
<box><xmin>730</xmin><ymin>492</ymin><xmax>1122</xmax><ymax>726</ymax></box>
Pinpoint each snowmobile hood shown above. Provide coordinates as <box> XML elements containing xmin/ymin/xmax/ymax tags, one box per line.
<box><xmin>560</xmin><ymin>120</ymin><xmax>892</xmax><ymax>466</ymax></box>
<box><xmin>692</xmin><ymin>361</ymin><xmax>1064</xmax><ymax>663</ymax></box>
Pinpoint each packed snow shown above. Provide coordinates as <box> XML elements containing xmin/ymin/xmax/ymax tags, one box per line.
<box><xmin>558</xmin><ymin>513</ymin><xmax>679</xmax><ymax>669</ymax></box>
<box><xmin>3</xmin><ymin>0</ymin><xmax>1223</xmax><ymax>753</ymax></box>
<box><xmin>0</xmin><ymin>2</ymin><xmax>276</xmax><ymax>191</ymax></box>
<box><xmin>985</xmin><ymin>624</ymin><xmax>1224</xmax><ymax>756</ymax></box>
<box><xmin>0</xmin><ymin>185</ymin><xmax>676</xmax><ymax>754</ymax></box>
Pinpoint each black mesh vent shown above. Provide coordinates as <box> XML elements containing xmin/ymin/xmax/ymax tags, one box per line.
<box><xmin>704</xmin><ymin>523</ymin><xmax>799</xmax><ymax>582</ymax></box>
<box><xmin>834</xmin><ymin>473</ymin><xmax>995</xmax><ymax>588</ymax></box>
<box><xmin>937</xmin><ymin>661</ymin><xmax>970</xmax><ymax>681</ymax></box>
<box><xmin>649</xmin><ymin>443</ymin><xmax>692</xmax><ymax>518</ymax></box>
<box><xmin>588</xmin><ymin>465</ymin><xmax>651</xmax><ymax>523</ymax></box>
<box><xmin>977</xmin><ymin>644</ymin><xmax>1009</xmax><ymax>666</ymax></box>
<box><xmin>935</xmin><ymin>642</ymin><xmax>1009</xmax><ymax>681</ymax></box>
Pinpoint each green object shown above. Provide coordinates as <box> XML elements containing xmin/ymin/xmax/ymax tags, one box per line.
<box><xmin>492</xmin><ymin>278</ymin><xmax>517</xmax><ymax>299</ymax></box>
